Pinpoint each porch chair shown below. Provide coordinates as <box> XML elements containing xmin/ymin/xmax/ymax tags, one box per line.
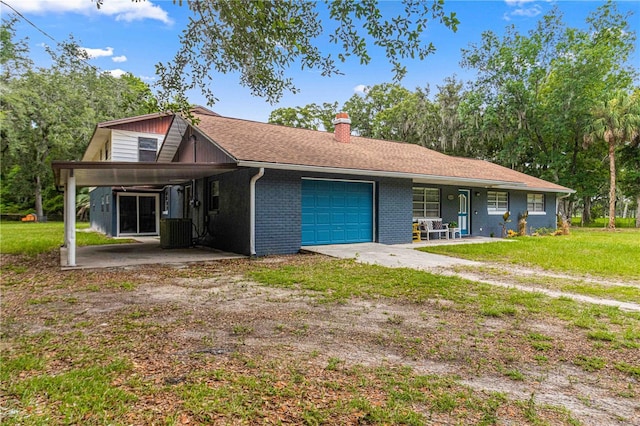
<box><xmin>412</xmin><ymin>223</ymin><xmax>421</xmax><ymax>242</ymax></box>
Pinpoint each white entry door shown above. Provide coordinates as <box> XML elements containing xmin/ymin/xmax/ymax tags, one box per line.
<box><xmin>458</xmin><ymin>189</ymin><xmax>470</xmax><ymax>236</ymax></box>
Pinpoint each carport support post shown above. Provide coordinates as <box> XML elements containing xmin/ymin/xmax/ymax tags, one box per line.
<box><xmin>63</xmin><ymin>185</ymin><xmax>68</xmax><ymax>247</ymax></box>
<box><xmin>65</xmin><ymin>170</ymin><xmax>76</xmax><ymax>267</ymax></box>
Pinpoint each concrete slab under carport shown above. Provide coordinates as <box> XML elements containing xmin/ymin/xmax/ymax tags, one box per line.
<box><xmin>60</xmin><ymin>237</ymin><xmax>245</xmax><ymax>270</ymax></box>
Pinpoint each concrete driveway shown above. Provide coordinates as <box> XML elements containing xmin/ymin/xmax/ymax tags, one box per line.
<box><xmin>303</xmin><ymin>242</ymin><xmax>482</xmax><ymax>270</ymax></box>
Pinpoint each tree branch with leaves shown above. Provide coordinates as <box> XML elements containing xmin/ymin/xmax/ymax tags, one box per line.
<box><xmin>152</xmin><ymin>0</ymin><xmax>458</xmax><ymax>111</ymax></box>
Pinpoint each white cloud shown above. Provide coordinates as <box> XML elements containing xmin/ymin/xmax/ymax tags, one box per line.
<box><xmin>503</xmin><ymin>0</ymin><xmax>543</xmax><ymax>21</ymax></box>
<box><xmin>353</xmin><ymin>84</ymin><xmax>368</xmax><ymax>95</ymax></box>
<box><xmin>81</xmin><ymin>46</ymin><xmax>114</xmax><ymax>59</ymax></box>
<box><xmin>13</xmin><ymin>0</ymin><xmax>173</xmax><ymax>24</ymax></box>
<box><xmin>139</xmin><ymin>75</ymin><xmax>156</xmax><ymax>82</ymax></box>
<box><xmin>112</xmin><ymin>55</ymin><xmax>127</xmax><ymax>63</ymax></box>
<box><xmin>107</xmin><ymin>68</ymin><xmax>127</xmax><ymax>78</ymax></box>
<box><xmin>504</xmin><ymin>0</ymin><xmax>536</xmax><ymax>6</ymax></box>
<box><xmin>511</xmin><ymin>5</ymin><xmax>542</xmax><ymax>18</ymax></box>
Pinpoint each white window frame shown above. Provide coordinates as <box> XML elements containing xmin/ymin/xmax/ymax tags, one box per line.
<box><xmin>487</xmin><ymin>191</ymin><xmax>509</xmax><ymax>215</ymax></box>
<box><xmin>527</xmin><ymin>193</ymin><xmax>546</xmax><ymax>215</ymax></box>
<box><xmin>413</xmin><ymin>187</ymin><xmax>440</xmax><ymax>218</ymax></box>
<box><xmin>116</xmin><ymin>192</ymin><xmax>160</xmax><ymax>236</ymax></box>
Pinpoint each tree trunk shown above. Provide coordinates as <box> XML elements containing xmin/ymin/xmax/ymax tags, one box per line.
<box><xmin>582</xmin><ymin>196</ymin><xmax>592</xmax><ymax>226</ymax></box>
<box><xmin>637</xmin><ymin>195</ymin><xmax>640</xmax><ymax>228</ymax></box>
<box><xmin>607</xmin><ymin>141</ymin><xmax>617</xmax><ymax>229</ymax></box>
<box><xmin>34</xmin><ymin>175</ymin><xmax>44</xmax><ymax>220</ymax></box>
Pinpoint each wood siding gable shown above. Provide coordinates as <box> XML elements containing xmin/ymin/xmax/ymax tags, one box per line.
<box><xmin>174</xmin><ymin>134</ymin><xmax>235</xmax><ymax>164</ymax></box>
<box><xmin>109</xmin><ymin>116</ymin><xmax>172</xmax><ymax>134</ymax></box>
<box><xmin>111</xmin><ymin>129</ymin><xmax>165</xmax><ymax>162</ymax></box>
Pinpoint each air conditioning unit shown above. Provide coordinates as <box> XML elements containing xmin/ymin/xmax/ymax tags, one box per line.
<box><xmin>160</xmin><ymin>218</ymin><xmax>192</xmax><ymax>248</ymax></box>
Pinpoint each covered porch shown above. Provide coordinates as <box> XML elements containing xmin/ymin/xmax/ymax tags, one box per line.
<box><xmin>60</xmin><ymin>236</ymin><xmax>245</xmax><ymax>270</ymax></box>
<box><xmin>52</xmin><ymin>161</ymin><xmax>238</xmax><ymax>268</ymax></box>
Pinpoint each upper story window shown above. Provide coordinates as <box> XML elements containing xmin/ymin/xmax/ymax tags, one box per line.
<box><xmin>487</xmin><ymin>191</ymin><xmax>508</xmax><ymax>214</ymax></box>
<box><xmin>413</xmin><ymin>187</ymin><xmax>440</xmax><ymax>218</ymax></box>
<box><xmin>527</xmin><ymin>193</ymin><xmax>545</xmax><ymax>214</ymax></box>
<box><xmin>105</xmin><ymin>141</ymin><xmax>110</xmax><ymax>160</ymax></box>
<box><xmin>138</xmin><ymin>137</ymin><xmax>157</xmax><ymax>162</ymax></box>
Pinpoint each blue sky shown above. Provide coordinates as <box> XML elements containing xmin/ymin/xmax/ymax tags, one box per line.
<box><xmin>4</xmin><ymin>0</ymin><xmax>639</xmax><ymax>123</ymax></box>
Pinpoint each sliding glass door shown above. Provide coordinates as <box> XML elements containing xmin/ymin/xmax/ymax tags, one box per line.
<box><xmin>118</xmin><ymin>194</ymin><xmax>159</xmax><ymax>236</ymax></box>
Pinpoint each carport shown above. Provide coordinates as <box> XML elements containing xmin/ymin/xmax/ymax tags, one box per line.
<box><xmin>52</xmin><ymin>161</ymin><xmax>237</xmax><ymax>267</ymax></box>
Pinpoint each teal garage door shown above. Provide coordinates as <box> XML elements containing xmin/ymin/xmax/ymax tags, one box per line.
<box><xmin>301</xmin><ymin>179</ymin><xmax>373</xmax><ymax>245</ymax></box>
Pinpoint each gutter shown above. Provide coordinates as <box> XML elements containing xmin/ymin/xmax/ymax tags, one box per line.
<box><xmin>556</xmin><ymin>192</ymin><xmax>573</xmax><ymax>218</ymax></box>
<box><xmin>236</xmin><ymin>161</ymin><xmax>574</xmax><ymax>194</ymax></box>
<box><xmin>249</xmin><ymin>168</ymin><xmax>265</xmax><ymax>257</ymax></box>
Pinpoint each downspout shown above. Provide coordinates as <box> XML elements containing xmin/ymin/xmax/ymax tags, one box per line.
<box><xmin>249</xmin><ymin>168</ymin><xmax>265</xmax><ymax>257</ymax></box>
<box><xmin>556</xmin><ymin>192</ymin><xmax>571</xmax><ymax>226</ymax></box>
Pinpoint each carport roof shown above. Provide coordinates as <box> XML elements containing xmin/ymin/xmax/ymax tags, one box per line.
<box><xmin>52</xmin><ymin>161</ymin><xmax>238</xmax><ymax>189</ymax></box>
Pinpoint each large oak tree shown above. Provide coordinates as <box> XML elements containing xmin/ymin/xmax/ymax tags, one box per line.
<box><xmin>1</xmin><ymin>22</ymin><xmax>157</xmax><ymax>218</ymax></box>
<box><xmin>149</xmin><ymin>0</ymin><xmax>458</xmax><ymax>109</ymax></box>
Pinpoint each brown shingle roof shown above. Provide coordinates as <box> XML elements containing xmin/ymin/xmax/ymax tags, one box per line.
<box><xmin>192</xmin><ymin>112</ymin><xmax>572</xmax><ymax>193</ymax></box>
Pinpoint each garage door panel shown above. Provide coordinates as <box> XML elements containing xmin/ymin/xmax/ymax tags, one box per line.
<box><xmin>302</xmin><ymin>180</ymin><xmax>373</xmax><ymax>245</ymax></box>
<box><xmin>316</xmin><ymin>212</ymin><xmax>331</xmax><ymax>224</ymax></box>
<box><xmin>315</xmin><ymin>229</ymin><xmax>331</xmax><ymax>244</ymax></box>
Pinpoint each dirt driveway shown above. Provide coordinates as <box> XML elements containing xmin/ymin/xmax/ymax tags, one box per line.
<box><xmin>2</xmin><ymin>252</ymin><xmax>639</xmax><ymax>425</ymax></box>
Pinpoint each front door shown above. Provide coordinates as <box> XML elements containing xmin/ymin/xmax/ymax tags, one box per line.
<box><xmin>458</xmin><ymin>189</ymin><xmax>470</xmax><ymax>236</ymax></box>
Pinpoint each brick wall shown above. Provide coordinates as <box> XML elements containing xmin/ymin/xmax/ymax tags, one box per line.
<box><xmin>205</xmin><ymin>169</ymin><xmax>252</xmax><ymax>255</ymax></box>
<box><xmin>254</xmin><ymin>170</ymin><xmax>415</xmax><ymax>255</ymax></box>
<box><xmin>377</xmin><ymin>178</ymin><xmax>413</xmax><ymax>244</ymax></box>
<box><xmin>444</xmin><ymin>188</ymin><xmax>558</xmax><ymax>237</ymax></box>
<box><xmin>255</xmin><ymin>169</ymin><xmax>302</xmax><ymax>256</ymax></box>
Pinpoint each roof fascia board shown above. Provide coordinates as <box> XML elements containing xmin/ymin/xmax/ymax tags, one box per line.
<box><xmin>52</xmin><ymin>161</ymin><xmax>239</xmax><ymax>170</ymax></box>
<box><xmin>156</xmin><ymin>115</ymin><xmax>186</xmax><ymax>162</ymax></box>
<box><xmin>96</xmin><ymin>111</ymin><xmax>171</xmax><ymax>128</ymax></box>
<box><xmin>82</xmin><ymin>127</ymin><xmax>111</xmax><ymax>161</ymax></box>
<box><xmin>496</xmin><ymin>185</ymin><xmax>576</xmax><ymax>194</ymax></box>
<box><xmin>236</xmin><ymin>160</ymin><xmax>562</xmax><ymax>190</ymax></box>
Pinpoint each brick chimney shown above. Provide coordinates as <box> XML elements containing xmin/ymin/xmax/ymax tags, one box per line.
<box><xmin>332</xmin><ymin>112</ymin><xmax>351</xmax><ymax>143</ymax></box>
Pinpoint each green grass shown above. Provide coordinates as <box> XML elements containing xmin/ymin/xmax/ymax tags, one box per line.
<box><xmin>419</xmin><ymin>228</ymin><xmax>640</xmax><ymax>280</ymax></box>
<box><xmin>249</xmin><ymin>259</ymin><xmax>640</xmax><ymax>349</ymax></box>
<box><xmin>4</xmin><ymin>361</ymin><xmax>135</xmax><ymax>425</ymax></box>
<box><xmin>571</xmin><ymin>217</ymin><xmax>637</xmax><ymax>228</ymax></box>
<box><xmin>574</xmin><ymin>355</ymin><xmax>606</xmax><ymax>372</ymax></box>
<box><xmin>0</xmin><ymin>221</ymin><xmax>134</xmax><ymax>256</ymax></box>
<box><xmin>0</xmin><ymin>330</ymin><xmax>135</xmax><ymax>425</ymax></box>
<box><xmin>472</xmin><ymin>266</ymin><xmax>640</xmax><ymax>304</ymax></box>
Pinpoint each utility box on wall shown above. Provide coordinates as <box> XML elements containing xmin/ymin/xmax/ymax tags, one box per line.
<box><xmin>160</xmin><ymin>218</ymin><xmax>192</xmax><ymax>248</ymax></box>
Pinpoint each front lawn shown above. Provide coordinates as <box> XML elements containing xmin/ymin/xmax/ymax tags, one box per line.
<box><xmin>2</xmin><ymin>220</ymin><xmax>639</xmax><ymax>424</ymax></box>
<box><xmin>419</xmin><ymin>228</ymin><xmax>640</xmax><ymax>280</ymax></box>
<box><xmin>0</xmin><ymin>221</ymin><xmax>133</xmax><ymax>256</ymax></box>
<box><xmin>2</xmin><ymin>254</ymin><xmax>638</xmax><ymax>425</ymax></box>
